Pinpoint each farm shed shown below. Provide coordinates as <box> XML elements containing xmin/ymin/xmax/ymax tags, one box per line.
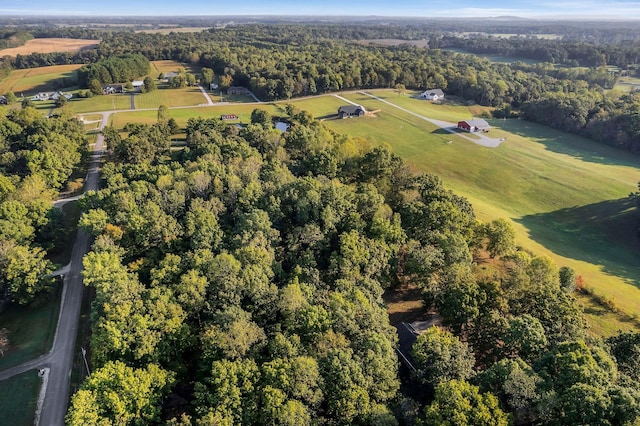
<box><xmin>457</xmin><ymin>118</ymin><xmax>491</xmax><ymax>132</ymax></box>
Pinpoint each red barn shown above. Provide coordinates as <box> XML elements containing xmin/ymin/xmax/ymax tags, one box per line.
<box><xmin>457</xmin><ymin>119</ymin><xmax>491</xmax><ymax>132</ymax></box>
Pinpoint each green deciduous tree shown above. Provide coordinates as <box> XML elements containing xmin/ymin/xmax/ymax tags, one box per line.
<box><xmin>143</xmin><ymin>76</ymin><xmax>156</xmax><ymax>93</ymax></box>
<box><xmin>424</xmin><ymin>380</ymin><xmax>510</xmax><ymax>426</ymax></box>
<box><xmin>411</xmin><ymin>326</ymin><xmax>475</xmax><ymax>388</ymax></box>
<box><xmin>0</xmin><ymin>240</ymin><xmax>54</xmax><ymax>304</ymax></box>
<box><xmin>485</xmin><ymin>218</ymin><xmax>516</xmax><ymax>258</ymax></box>
<box><xmin>89</xmin><ymin>79</ymin><xmax>103</xmax><ymax>96</ymax></box>
<box><xmin>66</xmin><ymin>361</ymin><xmax>174</xmax><ymax>426</ymax></box>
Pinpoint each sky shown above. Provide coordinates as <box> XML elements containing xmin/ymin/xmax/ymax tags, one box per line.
<box><xmin>1</xmin><ymin>0</ymin><xmax>640</xmax><ymax>19</ymax></box>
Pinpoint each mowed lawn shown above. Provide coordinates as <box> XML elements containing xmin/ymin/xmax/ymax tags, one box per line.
<box><xmin>111</xmin><ymin>103</ymin><xmax>282</xmax><ymax>129</ymax></box>
<box><xmin>0</xmin><ymin>371</ymin><xmax>40</xmax><ymax>426</ymax></box>
<box><xmin>150</xmin><ymin>60</ymin><xmax>201</xmax><ymax>75</ymax></box>
<box><xmin>290</xmin><ymin>89</ymin><xmax>640</xmax><ymax>334</ymax></box>
<box><xmin>134</xmin><ymin>86</ymin><xmax>208</xmax><ymax>109</ymax></box>
<box><xmin>63</xmin><ymin>94</ymin><xmax>132</xmax><ymax>114</ymax></box>
<box><xmin>0</xmin><ymin>64</ymin><xmax>82</xmax><ymax>95</ymax></box>
<box><xmin>0</xmin><ymin>286</ymin><xmax>61</xmax><ymax>370</ymax></box>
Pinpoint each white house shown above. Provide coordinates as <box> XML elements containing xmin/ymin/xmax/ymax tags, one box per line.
<box><xmin>32</xmin><ymin>91</ymin><xmax>72</xmax><ymax>101</ymax></box>
<box><xmin>419</xmin><ymin>89</ymin><xmax>445</xmax><ymax>101</ymax></box>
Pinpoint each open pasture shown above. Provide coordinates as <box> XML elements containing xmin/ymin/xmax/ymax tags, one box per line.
<box><xmin>290</xmin><ymin>90</ymin><xmax>640</xmax><ymax>332</ymax></box>
<box><xmin>615</xmin><ymin>76</ymin><xmax>640</xmax><ymax>93</ymax></box>
<box><xmin>63</xmin><ymin>93</ymin><xmax>132</xmax><ymax>114</ymax></box>
<box><xmin>0</xmin><ymin>64</ymin><xmax>81</xmax><ymax>95</ymax></box>
<box><xmin>0</xmin><ymin>38</ymin><xmax>99</xmax><ymax>57</ymax></box>
<box><xmin>111</xmin><ymin>103</ymin><xmax>282</xmax><ymax>129</ymax></box>
<box><xmin>443</xmin><ymin>48</ymin><xmax>543</xmax><ymax>64</ymax></box>
<box><xmin>0</xmin><ymin>371</ymin><xmax>39</xmax><ymax>426</ymax></box>
<box><xmin>150</xmin><ymin>60</ymin><xmax>201</xmax><ymax>76</ymax></box>
<box><xmin>0</xmin><ymin>287</ymin><xmax>60</xmax><ymax>371</ymax></box>
<box><xmin>134</xmin><ymin>86</ymin><xmax>208</xmax><ymax>109</ymax></box>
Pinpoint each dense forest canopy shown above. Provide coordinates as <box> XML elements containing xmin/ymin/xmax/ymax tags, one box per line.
<box><xmin>63</xmin><ymin>107</ymin><xmax>640</xmax><ymax>425</ymax></box>
<box><xmin>76</xmin><ymin>54</ymin><xmax>150</xmax><ymax>87</ymax></box>
<box><xmin>0</xmin><ymin>108</ymin><xmax>87</xmax><ymax>305</ymax></box>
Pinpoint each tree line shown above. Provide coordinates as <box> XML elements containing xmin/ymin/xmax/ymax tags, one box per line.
<box><xmin>65</xmin><ymin>107</ymin><xmax>640</xmax><ymax>425</ymax></box>
<box><xmin>76</xmin><ymin>54</ymin><xmax>150</xmax><ymax>88</ymax></box>
<box><xmin>0</xmin><ymin>108</ymin><xmax>88</xmax><ymax>306</ymax></box>
<box><xmin>2</xmin><ymin>23</ymin><xmax>640</xmax><ymax>151</ymax></box>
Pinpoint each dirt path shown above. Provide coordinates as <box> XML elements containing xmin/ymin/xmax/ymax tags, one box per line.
<box><xmin>197</xmin><ymin>85</ymin><xmax>214</xmax><ymax>106</ymax></box>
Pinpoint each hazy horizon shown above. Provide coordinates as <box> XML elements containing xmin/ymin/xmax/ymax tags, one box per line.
<box><xmin>1</xmin><ymin>0</ymin><xmax>640</xmax><ymax>20</ymax></box>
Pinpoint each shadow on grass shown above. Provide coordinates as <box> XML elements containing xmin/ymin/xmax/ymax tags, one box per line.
<box><xmin>516</xmin><ymin>197</ymin><xmax>640</xmax><ymax>289</ymax></box>
<box><xmin>491</xmin><ymin>118</ymin><xmax>640</xmax><ymax>168</ymax></box>
<box><xmin>0</xmin><ymin>284</ymin><xmax>61</xmax><ymax>371</ymax></box>
<box><xmin>0</xmin><ymin>370</ymin><xmax>39</xmax><ymax>425</ymax></box>
<box><xmin>21</xmin><ymin>71</ymin><xmax>77</xmax><ymax>96</ymax></box>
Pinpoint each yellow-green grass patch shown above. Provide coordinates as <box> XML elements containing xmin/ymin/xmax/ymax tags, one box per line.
<box><xmin>63</xmin><ymin>94</ymin><xmax>132</xmax><ymax>114</ymax></box>
<box><xmin>0</xmin><ymin>371</ymin><xmax>39</xmax><ymax>425</ymax></box>
<box><xmin>576</xmin><ymin>293</ymin><xmax>639</xmax><ymax>337</ymax></box>
<box><xmin>78</xmin><ymin>113</ymin><xmax>103</xmax><ymax>122</ymax></box>
<box><xmin>614</xmin><ymin>77</ymin><xmax>640</xmax><ymax>94</ymax></box>
<box><xmin>134</xmin><ymin>87</ymin><xmax>208</xmax><ymax>109</ymax></box>
<box><xmin>111</xmin><ymin>103</ymin><xmax>282</xmax><ymax>129</ymax></box>
<box><xmin>150</xmin><ymin>60</ymin><xmax>201</xmax><ymax>75</ymax></box>
<box><xmin>0</xmin><ymin>64</ymin><xmax>82</xmax><ymax>95</ymax></box>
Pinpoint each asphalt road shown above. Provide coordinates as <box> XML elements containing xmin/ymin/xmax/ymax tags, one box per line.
<box><xmin>0</xmin><ymin>112</ymin><xmax>109</xmax><ymax>426</ymax></box>
<box><xmin>41</xmin><ymin>111</ymin><xmax>109</xmax><ymax>426</ymax></box>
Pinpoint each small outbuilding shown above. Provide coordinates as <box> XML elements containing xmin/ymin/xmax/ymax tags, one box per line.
<box><xmin>227</xmin><ymin>86</ymin><xmax>250</xmax><ymax>95</ymax></box>
<box><xmin>457</xmin><ymin>118</ymin><xmax>491</xmax><ymax>132</ymax></box>
<box><xmin>338</xmin><ymin>105</ymin><xmax>366</xmax><ymax>118</ymax></box>
<box><xmin>419</xmin><ymin>89</ymin><xmax>445</xmax><ymax>101</ymax></box>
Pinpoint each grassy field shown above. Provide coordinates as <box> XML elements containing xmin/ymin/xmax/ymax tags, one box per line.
<box><xmin>150</xmin><ymin>60</ymin><xmax>200</xmax><ymax>75</ymax></box>
<box><xmin>0</xmin><ymin>38</ymin><xmax>99</xmax><ymax>57</ymax></box>
<box><xmin>0</xmin><ymin>285</ymin><xmax>61</xmax><ymax>370</ymax></box>
<box><xmin>134</xmin><ymin>86</ymin><xmax>208</xmax><ymax>109</ymax></box>
<box><xmin>111</xmin><ymin>103</ymin><xmax>282</xmax><ymax>129</ymax></box>
<box><xmin>614</xmin><ymin>76</ymin><xmax>640</xmax><ymax>93</ymax></box>
<box><xmin>284</xmin><ymin>90</ymin><xmax>640</xmax><ymax>335</ymax></box>
<box><xmin>0</xmin><ymin>371</ymin><xmax>40</xmax><ymax>425</ymax></box>
<box><xmin>442</xmin><ymin>48</ymin><xmax>542</xmax><ymax>65</ymax></box>
<box><xmin>63</xmin><ymin>94</ymin><xmax>132</xmax><ymax>114</ymax></box>
<box><xmin>0</xmin><ymin>64</ymin><xmax>82</xmax><ymax>95</ymax></box>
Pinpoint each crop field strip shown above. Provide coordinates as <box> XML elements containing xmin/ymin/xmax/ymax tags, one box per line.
<box><xmin>0</xmin><ymin>38</ymin><xmax>99</xmax><ymax>57</ymax></box>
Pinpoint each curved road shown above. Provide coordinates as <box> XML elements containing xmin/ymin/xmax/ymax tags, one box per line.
<box><xmin>0</xmin><ymin>112</ymin><xmax>110</xmax><ymax>426</ymax></box>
